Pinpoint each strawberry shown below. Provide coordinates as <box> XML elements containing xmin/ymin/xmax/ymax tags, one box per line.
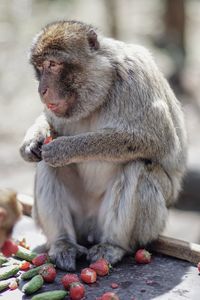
<box><xmin>101</xmin><ymin>292</ymin><xmax>120</xmax><ymax>300</ymax></box>
<box><xmin>89</xmin><ymin>258</ymin><xmax>110</xmax><ymax>276</ymax></box>
<box><xmin>39</xmin><ymin>264</ymin><xmax>57</xmax><ymax>283</ymax></box>
<box><xmin>80</xmin><ymin>267</ymin><xmax>97</xmax><ymax>284</ymax></box>
<box><xmin>19</xmin><ymin>260</ymin><xmax>31</xmax><ymax>271</ymax></box>
<box><xmin>197</xmin><ymin>262</ymin><xmax>200</xmax><ymax>272</ymax></box>
<box><xmin>69</xmin><ymin>282</ymin><xmax>85</xmax><ymax>300</ymax></box>
<box><xmin>1</xmin><ymin>240</ymin><xmax>19</xmax><ymax>257</ymax></box>
<box><xmin>134</xmin><ymin>249</ymin><xmax>151</xmax><ymax>264</ymax></box>
<box><xmin>32</xmin><ymin>253</ymin><xmax>50</xmax><ymax>266</ymax></box>
<box><xmin>61</xmin><ymin>273</ymin><xmax>79</xmax><ymax>290</ymax></box>
<box><xmin>44</xmin><ymin>136</ymin><xmax>53</xmax><ymax>144</ymax></box>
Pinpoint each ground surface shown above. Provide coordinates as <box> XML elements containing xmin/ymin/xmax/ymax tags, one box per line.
<box><xmin>0</xmin><ymin>0</ymin><xmax>200</xmax><ymax>245</ymax></box>
<box><xmin>1</xmin><ymin>216</ymin><xmax>200</xmax><ymax>300</ymax></box>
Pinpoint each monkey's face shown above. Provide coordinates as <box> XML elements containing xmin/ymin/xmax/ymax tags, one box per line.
<box><xmin>33</xmin><ymin>58</ymin><xmax>75</xmax><ymax>117</ymax></box>
<box><xmin>30</xmin><ymin>21</ymin><xmax>114</xmax><ymax>121</ymax></box>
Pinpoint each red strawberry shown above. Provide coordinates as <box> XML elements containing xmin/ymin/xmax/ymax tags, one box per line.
<box><xmin>89</xmin><ymin>258</ymin><xmax>110</xmax><ymax>276</ymax></box>
<box><xmin>197</xmin><ymin>262</ymin><xmax>200</xmax><ymax>272</ymax></box>
<box><xmin>39</xmin><ymin>264</ymin><xmax>56</xmax><ymax>283</ymax></box>
<box><xmin>134</xmin><ymin>249</ymin><xmax>151</xmax><ymax>264</ymax></box>
<box><xmin>32</xmin><ymin>253</ymin><xmax>50</xmax><ymax>266</ymax></box>
<box><xmin>80</xmin><ymin>267</ymin><xmax>97</xmax><ymax>284</ymax></box>
<box><xmin>61</xmin><ymin>273</ymin><xmax>79</xmax><ymax>290</ymax></box>
<box><xmin>1</xmin><ymin>240</ymin><xmax>19</xmax><ymax>257</ymax></box>
<box><xmin>44</xmin><ymin>136</ymin><xmax>53</xmax><ymax>144</ymax></box>
<box><xmin>69</xmin><ymin>282</ymin><xmax>85</xmax><ymax>300</ymax></box>
<box><xmin>101</xmin><ymin>292</ymin><xmax>120</xmax><ymax>300</ymax></box>
<box><xmin>19</xmin><ymin>260</ymin><xmax>31</xmax><ymax>271</ymax></box>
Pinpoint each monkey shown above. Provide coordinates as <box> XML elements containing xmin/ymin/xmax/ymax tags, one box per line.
<box><xmin>0</xmin><ymin>189</ymin><xmax>22</xmax><ymax>248</ymax></box>
<box><xmin>20</xmin><ymin>20</ymin><xmax>187</xmax><ymax>271</ymax></box>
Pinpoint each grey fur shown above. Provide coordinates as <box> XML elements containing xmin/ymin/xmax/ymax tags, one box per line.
<box><xmin>20</xmin><ymin>21</ymin><xmax>187</xmax><ymax>270</ymax></box>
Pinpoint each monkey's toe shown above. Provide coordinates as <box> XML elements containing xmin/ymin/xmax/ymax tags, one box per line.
<box><xmin>87</xmin><ymin>243</ymin><xmax>125</xmax><ymax>265</ymax></box>
<box><xmin>48</xmin><ymin>240</ymin><xmax>87</xmax><ymax>271</ymax></box>
<box><xmin>33</xmin><ymin>243</ymin><xmax>49</xmax><ymax>254</ymax></box>
<box><xmin>51</xmin><ymin>249</ymin><xmax>76</xmax><ymax>271</ymax></box>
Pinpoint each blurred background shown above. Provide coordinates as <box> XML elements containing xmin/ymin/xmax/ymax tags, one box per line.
<box><xmin>0</xmin><ymin>0</ymin><xmax>200</xmax><ymax>243</ymax></box>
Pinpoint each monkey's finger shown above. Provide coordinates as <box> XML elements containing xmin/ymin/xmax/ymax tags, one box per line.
<box><xmin>29</xmin><ymin>141</ymin><xmax>42</xmax><ymax>159</ymax></box>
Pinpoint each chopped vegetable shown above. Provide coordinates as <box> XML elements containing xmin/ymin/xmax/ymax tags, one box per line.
<box><xmin>22</xmin><ymin>274</ymin><xmax>44</xmax><ymax>294</ymax></box>
<box><xmin>0</xmin><ymin>265</ymin><xmax>19</xmax><ymax>280</ymax></box>
<box><xmin>31</xmin><ymin>290</ymin><xmax>68</xmax><ymax>300</ymax></box>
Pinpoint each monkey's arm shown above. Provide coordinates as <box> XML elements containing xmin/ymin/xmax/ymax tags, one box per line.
<box><xmin>42</xmin><ymin>120</ymin><xmax>178</xmax><ymax>167</ymax></box>
<box><xmin>20</xmin><ymin>113</ymin><xmax>52</xmax><ymax>162</ymax></box>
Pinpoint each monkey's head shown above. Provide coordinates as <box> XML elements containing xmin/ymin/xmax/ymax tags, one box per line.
<box><xmin>30</xmin><ymin>21</ymin><xmax>114</xmax><ymax>121</ymax></box>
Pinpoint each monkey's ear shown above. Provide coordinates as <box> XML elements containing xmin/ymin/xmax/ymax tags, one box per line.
<box><xmin>0</xmin><ymin>208</ymin><xmax>7</xmax><ymax>226</ymax></box>
<box><xmin>87</xmin><ymin>29</ymin><xmax>99</xmax><ymax>51</ymax></box>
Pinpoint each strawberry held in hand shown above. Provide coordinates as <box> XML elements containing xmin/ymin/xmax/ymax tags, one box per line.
<box><xmin>80</xmin><ymin>268</ymin><xmax>97</xmax><ymax>284</ymax></box>
<box><xmin>134</xmin><ymin>249</ymin><xmax>151</xmax><ymax>264</ymax></box>
<box><xmin>61</xmin><ymin>273</ymin><xmax>79</xmax><ymax>290</ymax></box>
<box><xmin>69</xmin><ymin>282</ymin><xmax>85</xmax><ymax>300</ymax></box>
<box><xmin>44</xmin><ymin>136</ymin><xmax>53</xmax><ymax>144</ymax></box>
<box><xmin>89</xmin><ymin>258</ymin><xmax>110</xmax><ymax>276</ymax></box>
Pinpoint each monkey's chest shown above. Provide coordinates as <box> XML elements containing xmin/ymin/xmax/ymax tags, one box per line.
<box><xmin>76</xmin><ymin>161</ymin><xmax>119</xmax><ymax>196</ymax></box>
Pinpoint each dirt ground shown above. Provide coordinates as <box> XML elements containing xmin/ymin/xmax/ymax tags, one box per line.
<box><xmin>0</xmin><ymin>0</ymin><xmax>200</xmax><ymax>243</ymax></box>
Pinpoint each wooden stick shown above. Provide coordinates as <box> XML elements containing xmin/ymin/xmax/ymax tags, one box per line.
<box><xmin>150</xmin><ymin>234</ymin><xmax>200</xmax><ymax>265</ymax></box>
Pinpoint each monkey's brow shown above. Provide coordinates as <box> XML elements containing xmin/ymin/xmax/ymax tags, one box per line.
<box><xmin>30</xmin><ymin>50</ymin><xmax>69</xmax><ymax>64</ymax></box>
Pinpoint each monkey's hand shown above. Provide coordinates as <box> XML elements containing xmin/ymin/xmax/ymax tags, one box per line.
<box><xmin>20</xmin><ymin>133</ymin><xmax>45</xmax><ymax>162</ymax></box>
<box><xmin>20</xmin><ymin>114</ymin><xmax>52</xmax><ymax>163</ymax></box>
<box><xmin>41</xmin><ymin>137</ymin><xmax>73</xmax><ymax>167</ymax></box>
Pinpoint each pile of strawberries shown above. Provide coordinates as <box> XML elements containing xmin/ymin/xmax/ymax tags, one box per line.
<box><xmin>60</xmin><ymin>258</ymin><xmax>116</xmax><ymax>300</ymax></box>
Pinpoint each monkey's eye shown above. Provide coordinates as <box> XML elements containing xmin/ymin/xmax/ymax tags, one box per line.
<box><xmin>49</xmin><ymin>60</ymin><xmax>63</xmax><ymax>72</ymax></box>
<box><xmin>36</xmin><ymin>64</ymin><xmax>43</xmax><ymax>72</ymax></box>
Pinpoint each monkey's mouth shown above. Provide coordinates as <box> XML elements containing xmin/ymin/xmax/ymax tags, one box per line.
<box><xmin>46</xmin><ymin>97</ymin><xmax>74</xmax><ymax>116</ymax></box>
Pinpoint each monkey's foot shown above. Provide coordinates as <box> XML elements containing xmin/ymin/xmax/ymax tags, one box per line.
<box><xmin>87</xmin><ymin>243</ymin><xmax>125</xmax><ymax>265</ymax></box>
<box><xmin>33</xmin><ymin>243</ymin><xmax>49</xmax><ymax>254</ymax></box>
<box><xmin>49</xmin><ymin>240</ymin><xmax>88</xmax><ymax>271</ymax></box>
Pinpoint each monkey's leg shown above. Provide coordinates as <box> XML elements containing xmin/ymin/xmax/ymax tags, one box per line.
<box><xmin>88</xmin><ymin>161</ymin><xmax>171</xmax><ymax>264</ymax></box>
<box><xmin>34</xmin><ymin>161</ymin><xmax>87</xmax><ymax>271</ymax></box>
